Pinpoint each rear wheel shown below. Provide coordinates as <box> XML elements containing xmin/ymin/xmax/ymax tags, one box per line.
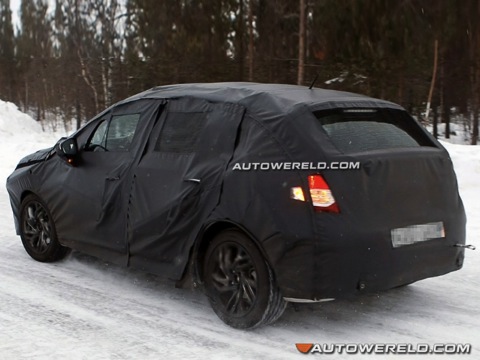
<box><xmin>203</xmin><ymin>229</ymin><xmax>286</xmax><ymax>329</ymax></box>
<box><xmin>19</xmin><ymin>194</ymin><xmax>70</xmax><ymax>262</ymax></box>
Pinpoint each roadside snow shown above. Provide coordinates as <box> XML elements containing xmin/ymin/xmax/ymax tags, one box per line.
<box><xmin>0</xmin><ymin>100</ymin><xmax>479</xmax><ymax>359</ymax></box>
<box><xmin>0</xmin><ymin>100</ymin><xmax>59</xmax><ymax>172</ymax></box>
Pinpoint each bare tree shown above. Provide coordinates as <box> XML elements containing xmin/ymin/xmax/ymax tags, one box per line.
<box><xmin>247</xmin><ymin>0</ymin><xmax>254</xmax><ymax>81</ymax></box>
<box><xmin>425</xmin><ymin>39</ymin><xmax>439</xmax><ymax>122</ymax></box>
<box><xmin>297</xmin><ymin>0</ymin><xmax>306</xmax><ymax>85</ymax></box>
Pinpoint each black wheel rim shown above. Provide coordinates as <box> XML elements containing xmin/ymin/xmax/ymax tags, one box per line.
<box><xmin>209</xmin><ymin>242</ymin><xmax>258</xmax><ymax>316</ymax></box>
<box><xmin>22</xmin><ymin>201</ymin><xmax>53</xmax><ymax>254</ymax></box>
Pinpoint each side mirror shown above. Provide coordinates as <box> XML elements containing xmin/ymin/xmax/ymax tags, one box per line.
<box><xmin>60</xmin><ymin>138</ymin><xmax>78</xmax><ymax>157</ymax></box>
<box><xmin>56</xmin><ymin>137</ymin><xmax>78</xmax><ymax>162</ymax></box>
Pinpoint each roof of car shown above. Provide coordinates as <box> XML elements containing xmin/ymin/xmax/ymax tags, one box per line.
<box><xmin>124</xmin><ymin>82</ymin><xmax>403</xmax><ymax>115</ymax></box>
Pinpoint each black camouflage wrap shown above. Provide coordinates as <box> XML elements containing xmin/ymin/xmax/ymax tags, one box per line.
<box><xmin>6</xmin><ymin>83</ymin><xmax>466</xmax><ymax>300</ymax></box>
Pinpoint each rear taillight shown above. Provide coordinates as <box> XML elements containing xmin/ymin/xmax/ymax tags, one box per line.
<box><xmin>290</xmin><ymin>174</ymin><xmax>340</xmax><ymax>213</ymax></box>
<box><xmin>308</xmin><ymin>175</ymin><xmax>339</xmax><ymax>213</ymax></box>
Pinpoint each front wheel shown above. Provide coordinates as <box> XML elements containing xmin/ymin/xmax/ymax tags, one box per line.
<box><xmin>203</xmin><ymin>229</ymin><xmax>286</xmax><ymax>329</ymax></box>
<box><xmin>19</xmin><ymin>194</ymin><xmax>70</xmax><ymax>262</ymax></box>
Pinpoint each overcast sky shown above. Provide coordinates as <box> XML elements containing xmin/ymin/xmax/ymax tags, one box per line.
<box><xmin>10</xmin><ymin>0</ymin><xmax>20</xmax><ymax>29</ymax></box>
<box><xmin>9</xmin><ymin>0</ymin><xmax>56</xmax><ymax>31</ymax></box>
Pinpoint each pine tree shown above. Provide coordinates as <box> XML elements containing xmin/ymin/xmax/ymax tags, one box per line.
<box><xmin>0</xmin><ymin>0</ymin><xmax>15</xmax><ymax>101</ymax></box>
<box><xmin>17</xmin><ymin>0</ymin><xmax>54</xmax><ymax>121</ymax></box>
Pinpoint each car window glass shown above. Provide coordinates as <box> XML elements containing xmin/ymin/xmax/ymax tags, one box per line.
<box><xmin>106</xmin><ymin>114</ymin><xmax>141</xmax><ymax>151</ymax></box>
<box><xmin>314</xmin><ymin>108</ymin><xmax>435</xmax><ymax>154</ymax></box>
<box><xmin>85</xmin><ymin>114</ymin><xmax>140</xmax><ymax>152</ymax></box>
<box><xmin>87</xmin><ymin>120</ymin><xmax>108</xmax><ymax>150</ymax></box>
<box><xmin>155</xmin><ymin>112</ymin><xmax>206</xmax><ymax>153</ymax></box>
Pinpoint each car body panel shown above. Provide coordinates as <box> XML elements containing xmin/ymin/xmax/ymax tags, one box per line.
<box><xmin>6</xmin><ymin>83</ymin><xmax>467</xmax><ymax>301</ymax></box>
<box><xmin>127</xmin><ymin>98</ymin><xmax>245</xmax><ymax>277</ymax></box>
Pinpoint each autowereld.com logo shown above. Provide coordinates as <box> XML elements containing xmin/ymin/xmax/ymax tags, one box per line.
<box><xmin>295</xmin><ymin>343</ymin><xmax>472</xmax><ymax>355</ymax></box>
<box><xmin>232</xmin><ymin>161</ymin><xmax>361</xmax><ymax>171</ymax></box>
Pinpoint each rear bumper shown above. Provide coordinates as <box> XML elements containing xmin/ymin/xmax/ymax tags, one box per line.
<box><xmin>267</xmin><ymin>214</ymin><xmax>466</xmax><ymax>301</ymax></box>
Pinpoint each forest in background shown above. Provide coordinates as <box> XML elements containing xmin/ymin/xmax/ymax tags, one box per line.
<box><xmin>0</xmin><ymin>0</ymin><xmax>479</xmax><ymax>144</ymax></box>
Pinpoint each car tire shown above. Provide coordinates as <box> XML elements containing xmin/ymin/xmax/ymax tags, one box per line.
<box><xmin>19</xmin><ymin>194</ymin><xmax>70</xmax><ymax>262</ymax></box>
<box><xmin>203</xmin><ymin>229</ymin><xmax>286</xmax><ymax>329</ymax></box>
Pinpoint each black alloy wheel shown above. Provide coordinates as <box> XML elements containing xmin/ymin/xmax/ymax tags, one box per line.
<box><xmin>19</xmin><ymin>194</ymin><xmax>69</xmax><ymax>262</ymax></box>
<box><xmin>204</xmin><ymin>229</ymin><xmax>286</xmax><ymax>329</ymax></box>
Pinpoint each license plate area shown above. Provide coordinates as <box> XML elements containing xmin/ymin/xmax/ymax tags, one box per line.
<box><xmin>391</xmin><ymin>222</ymin><xmax>445</xmax><ymax>248</ymax></box>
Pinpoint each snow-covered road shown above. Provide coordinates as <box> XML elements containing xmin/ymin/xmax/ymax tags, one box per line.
<box><xmin>1</xmin><ymin>100</ymin><xmax>479</xmax><ymax>359</ymax></box>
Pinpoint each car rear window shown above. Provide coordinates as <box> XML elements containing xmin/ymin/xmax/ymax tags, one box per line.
<box><xmin>313</xmin><ymin>108</ymin><xmax>435</xmax><ymax>154</ymax></box>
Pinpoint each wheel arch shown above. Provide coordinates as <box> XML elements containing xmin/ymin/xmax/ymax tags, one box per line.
<box><xmin>10</xmin><ymin>190</ymin><xmax>38</xmax><ymax>235</ymax></box>
<box><xmin>20</xmin><ymin>190</ymin><xmax>37</xmax><ymax>203</ymax></box>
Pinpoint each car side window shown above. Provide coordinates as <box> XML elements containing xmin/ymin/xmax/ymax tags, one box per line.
<box><xmin>87</xmin><ymin>120</ymin><xmax>108</xmax><ymax>150</ymax></box>
<box><xmin>86</xmin><ymin>114</ymin><xmax>141</xmax><ymax>152</ymax></box>
<box><xmin>155</xmin><ymin>112</ymin><xmax>206</xmax><ymax>153</ymax></box>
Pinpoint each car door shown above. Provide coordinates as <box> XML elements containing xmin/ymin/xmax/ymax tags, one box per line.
<box><xmin>128</xmin><ymin>97</ymin><xmax>245</xmax><ymax>278</ymax></box>
<box><xmin>53</xmin><ymin>99</ymin><xmax>162</xmax><ymax>264</ymax></box>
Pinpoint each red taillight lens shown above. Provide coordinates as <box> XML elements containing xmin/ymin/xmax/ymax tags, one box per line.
<box><xmin>308</xmin><ymin>174</ymin><xmax>340</xmax><ymax>213</ymax></box>
<box><xmin>290</xmin><ymin>175</ymin><xmax>340</xmax><ymax>213</ymax></box>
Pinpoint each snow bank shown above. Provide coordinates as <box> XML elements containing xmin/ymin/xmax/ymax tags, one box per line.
<box><xmin>0</xmin><ymin>100</ymin><xmax>43</xmax><ymax>137</ymax></box>
<box><xmin>0</xmin><ymin>100</ymin><xmax>58</xmax><ymax>174</ymax></box>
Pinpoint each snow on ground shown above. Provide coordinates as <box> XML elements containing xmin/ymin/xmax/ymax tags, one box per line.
<box><xmin>426</xmin><ymin>122</ymin><xmax>471</xmax><ymax>145</ymax></box>
<box><xmin>0</xmin><ymin>99</ymin><xmax>479</xmax><ymax>359</ymax></box>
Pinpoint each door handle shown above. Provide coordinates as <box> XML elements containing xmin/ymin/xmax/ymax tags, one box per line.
<box><xmin>184</xmin><ymin>178</ymin><xmax>201</xmax><ymax>184</ymax></box>
<box><xmin>106</xmin><ymin>176</ymin><xmax>120</xmax><ymax>181</ymax></box>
